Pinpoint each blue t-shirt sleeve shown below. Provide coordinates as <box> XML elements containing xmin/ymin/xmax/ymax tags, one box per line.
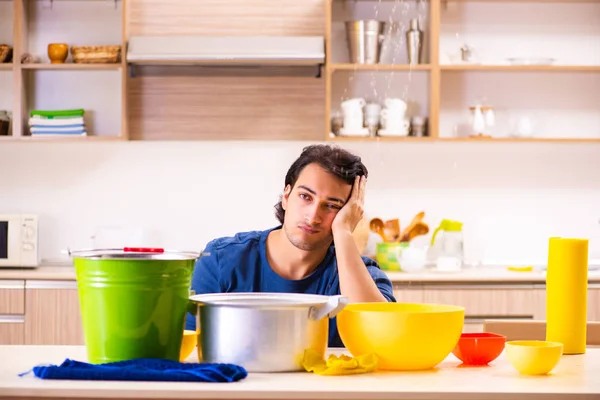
<box><xmin>363</xmin><ymin>256</ymin><xmax>397</xmax><ymax>302</ymax></box>
<box><xmin>185</xmin><ymin>240</ymin><xmax>222</xmax><ymax>330</ymax></box>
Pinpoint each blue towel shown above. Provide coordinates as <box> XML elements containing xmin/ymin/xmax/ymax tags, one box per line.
<box><xmin>30</xmin><ymin>124</ymin><xmax>85</xmax><ymax>129</ymax></box>
<box><xmin>30</xmin><ymin>129</ymin><xmax>87</xmax><ymax>135</ymax></box>
<box><xmin>20</xmin><ymin>358</ymin><xmax>248</xmax><ymax>383</ymax></box>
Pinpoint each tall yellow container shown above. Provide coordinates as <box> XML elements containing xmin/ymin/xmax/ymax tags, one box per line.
<box><xmin>546</xmin><ymin>237</ymin><xmax>588</xmax><ymax>355</ymax></box>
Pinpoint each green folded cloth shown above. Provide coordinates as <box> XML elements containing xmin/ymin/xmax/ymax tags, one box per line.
<box><xmin>30</xmin><ymin>109</ymin><xmax>85</xmax><ymax>118</ymax></box>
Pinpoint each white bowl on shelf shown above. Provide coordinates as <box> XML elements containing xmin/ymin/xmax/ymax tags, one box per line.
<box><xmin>507</xmin><ymin>58</ymin><xmax>555</xmax><ymax>66</ymax></box>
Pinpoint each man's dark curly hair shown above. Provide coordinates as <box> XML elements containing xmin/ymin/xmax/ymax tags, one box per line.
<box><xmin>274</xmin><ymin>144</ymin><xmax>368</xmax><ymax>224</ymax></box>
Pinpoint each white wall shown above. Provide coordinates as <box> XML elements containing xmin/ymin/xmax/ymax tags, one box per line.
<box><xmin>1</xmin><ymin>140</ymin><xmax>599</xmax><ymax>267</ymax></box>
<box><xmin>1</xmin><ymin>0</ymin><xmax>599</xmax><ymax>268</ymax></box>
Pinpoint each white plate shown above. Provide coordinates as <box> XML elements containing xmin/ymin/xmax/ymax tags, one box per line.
<box><xmin>378</xmin><ymin>128</ymin><xmax>408</xmax><ymax>137</ymax></box>
<box><xmin>339</xmin><ymin>127</ymin><xmax>370</xmax><ymax>137</ymax></box>
<box><xmin>507</xmin><ymin>57</ymin><xmax>555</xmax><ymax>66</ymax></box>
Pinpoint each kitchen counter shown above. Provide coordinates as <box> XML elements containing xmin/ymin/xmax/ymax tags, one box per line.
<box><xmin>387</xmin><ymin>268</ymin><xmax>600</xmax><ymax>284</ymax></box>
<box><xmin>0</xmin><ymin>266</ymin><xmax>78</xmax><ymax>281</ymax></box>
<box><xmin>2</xmin><ymin>265</ymin><xmax>600</xmax><ymax>284</ymax></box>
<box><xmin>1</xmin><ymin>345</ymin><xmax>599</xmax><ymax>400</ymax></box>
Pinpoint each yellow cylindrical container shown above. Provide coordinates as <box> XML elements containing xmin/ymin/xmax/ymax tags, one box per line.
<box><xmin>546</xmin><ymin>237</ymin><xmax>588</xmax><ymax>355</ymax></box>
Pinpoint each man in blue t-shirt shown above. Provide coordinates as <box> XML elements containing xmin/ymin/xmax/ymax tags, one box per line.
<box><xmin>185</xmin><ymin>144</ymin><xmax>396</xmax><ymax>347</ymax></box>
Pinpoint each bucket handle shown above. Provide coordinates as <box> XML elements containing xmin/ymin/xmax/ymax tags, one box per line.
<box><xmin>64</xmin><ymin>247</ymin><xmax>211</xmax><ymax>257</ymax></box>
<box><xmin>308</xmin><ymin>295</ymin><xmax>348</xmax><ymax>321</ymax></box>
<box><xmin>123</xmin><ymin>247</ymin><xmax>163</xmax><ymax>253</ymax></box>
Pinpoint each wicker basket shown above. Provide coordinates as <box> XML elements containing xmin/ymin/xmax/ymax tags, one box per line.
<box><xmin>0</xmin><ymin>45</ymin><xmax>13</xmax><ymax>63</ymax></box>
<box><xmin>70</xmin><ymin>45</ymin><xmax>121</xmax><ymax>64</ymax></box>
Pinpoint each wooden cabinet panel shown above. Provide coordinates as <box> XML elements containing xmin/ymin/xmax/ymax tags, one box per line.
<box><xmin>24</xmin><ymin>281</ymin><xmax>84</xmax><ymax>345</ymax></box>
<box><xmin>392</xmin><ymin>284</ymin><xmax>424</xmax><ymax>303</ymax></box>
<box><xmin>422</xmin><ymin>285</ymin><xmax>536</xmax><ymax>318</ymax></box>
<box><xmin>129</xmin><ymin>0</ymin><xmax>325</xmax><ymax>36</ymax></box>
<box><xmin>128</xmin><ymin>74</ymin><xmax>325</xmax><ymax>141</ymax></box>
<box><xmin>0</xmin><ymin>319</ymin><xmax>25</xmax><ymax>345</ymax></box>
<box><xmin>127</xmin><ymin>0</ymin><xmax>326</xmax><ymax>142</ymax></box>
<box><xmin>589</xmin><ymin>287</ymin><xmax>600</xmax><ymax>321</ymax></box>
<box><xmin>462</xmin><ymin>321</ymin><xmax>484</xmax><ymax>334</ymax></box>
<box><xmin>532</xmin><ymin>287</ymin><xmax>546</xmax><ymax>320</ymax></box>
<box><xmin>0</xmin><ymin>280</ymin><xmax>25</xmax><ymax>315</ymax></box>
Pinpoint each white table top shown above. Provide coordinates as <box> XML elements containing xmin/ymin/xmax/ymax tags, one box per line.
<box><xmin>1</xmin><ymin>345</ymin><xmax>599</xmax><ymax>400</ymax></box>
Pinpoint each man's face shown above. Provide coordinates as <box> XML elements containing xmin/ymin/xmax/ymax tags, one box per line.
<box><xmin>281</xmin><ymin>163</ymin><xmax>352</xmax><ymax>251</ymax></box>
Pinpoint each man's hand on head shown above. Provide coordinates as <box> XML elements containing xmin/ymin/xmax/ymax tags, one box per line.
<box><xmin>331</xmin><ymin>175</ymin><xmax>366</xmax><ymax>235</ymax></box>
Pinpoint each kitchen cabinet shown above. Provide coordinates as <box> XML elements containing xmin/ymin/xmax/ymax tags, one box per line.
<box><xmin>422</xmin><ymin>284</ymin><xmax>536</xmax><ymax>318</ymax></box>
<box><xmin>3</xmin><ymin>0</ymin><xmax>598</xmax><ymax>143</ymax></box>
<box><xmin>0</xmin><ymin>318</ymin><xmax>25</xmax><ymax>344</ymax></box>
<box><xmin>324</xmin><ymin>0</ymin><xmax>600</xmax><ymax>142</ymax></box>
<box><xmin>393</xmin><ymin>282</ymin><xmax>600</xmax><ymax>334</ymax></box>
<box><xmin>2</xmin><ymin>275</ymin><xmax>597</xmax><ymax>345</ymax></box>
<box><xmin>24</xmin><ymin>280</ymin><xmax>84</xmax><ymax>346</ymax></box>
<box><xmin>0</xmin><ymin>279</ymin><xmax>25</xmax><ymax>314</ymax></box>
<box><xmin>392</xmin><ymin>284</ymin><xmax>424</xmax><ymax>303</ymax></box>
<box><xmin>422</xmin><ymin>284</ymin><xmax>537</xmax><ymax>333</ymax></box>
<box><xmin>0</xmin><ymin>280</ymin><xmax>25</xmax><ymax>345</ymax></box>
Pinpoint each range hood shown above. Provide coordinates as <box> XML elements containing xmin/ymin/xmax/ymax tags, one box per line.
<box><xmin>126</xmin><ymin>35</ymin><xmax>325</xmax><ymax>67</ymax></box>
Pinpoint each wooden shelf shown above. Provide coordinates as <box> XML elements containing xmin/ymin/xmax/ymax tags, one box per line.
<box><xmin>0</xmin><ymin>0</ymin><xmax>127</xmax><ymax>141</ymax></box>
<box><xmin>437</xmin><ymin>137</ymin><xmax>600</xmax><ymax>143</ymax></box>
<box><xmin>328</xmin><ymin>136</ymin><xmax>600</xmax><ymax>143</ymax></box>
<box><xmin>328</xmin><ymin>135</ymin><xmax>436</xmax><ymax>142</ymax></box>
<box><xmin>441</xmin><ymin>65</ymin><xmax>600</xmax><ymax>72</ymax></box>
<box><xmin>0</xmin><ymin>135</ymin><xmax>124</xmax><ymax>142</ymax></box>
<box><xmin>329</xmin><ymin>64</ymin><xmax>432</xmax><ymax>71</ymax></box>
<box><xmin>324</xmin><ymin>0</ymin><xmax>600</xmax><ymax>142</ymax></box>
<box><xmin>3</xmin><ymin>0</ymin><xmax>599</xmax><ymax>143</ymax></box>
<box><xmin>446</xmin><ymin>0</ymin><xmax>600</xmax><ymax>3</ymax></box>
<box><xmin>21</xmin><ymin>64</ymin><xmax>122</xmax><ymax>71</ymax></box>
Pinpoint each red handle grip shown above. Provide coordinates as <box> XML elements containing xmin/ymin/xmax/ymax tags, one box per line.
<box><xmin>123</xmin><ymin>247</ymin><xmax>165</xmax><ymax>253</ymax></box>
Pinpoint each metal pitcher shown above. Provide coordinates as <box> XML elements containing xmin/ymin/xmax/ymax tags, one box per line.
<box><xmin>345</xmin><ymin>20</ymin><xmax>384</xmax><ymax>64</ymax></box>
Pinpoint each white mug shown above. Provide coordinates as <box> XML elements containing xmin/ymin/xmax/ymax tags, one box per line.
<box><xmin>341</xmin><ymin>98</ymin><xmax>366</xmax><ymax>112</ymax></box>
<box><xmin>342</xmin><ymin>108</ymin><xmax>363</xmax><ymax>119</ymax></box>
<box><xmin>384</xmin><ymin>98</ymin><xmax>407</xmax><ymax>113</ymax></box>
<box><xmin>364</xmin><ymin>103</ymin><xmax>381</xmax><ymax>118</ymax></box>
<box><xmin>380</xmin><ymin>108</ymin><xmax>405</xmax><ymax>124</ymax></box>
<box><xmin>381</xmin><ymin>108</ymin><xmax>409</xmax><ymax>133</ymax></box>
<box><xmin>386</xmin><ymin>119</ymin><xmax>410</xmax><ymax>134</ymax></box>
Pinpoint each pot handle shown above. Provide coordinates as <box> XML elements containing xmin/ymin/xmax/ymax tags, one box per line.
<box><xmin>309</xmin><ymin>295</ymin><xmax>348</xmax><ymax>321</ymax></box>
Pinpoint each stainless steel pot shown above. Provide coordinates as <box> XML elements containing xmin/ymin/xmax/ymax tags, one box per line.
<box><xmin>188</xmin><ymin>292</ymin><xmax>348</xmax><ymax>372</ymax></box>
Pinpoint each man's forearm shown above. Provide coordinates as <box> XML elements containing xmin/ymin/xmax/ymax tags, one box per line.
<box><xmin>333</xmin><ymin>229</ymin><xmax>387</xmax><ymax>303</ymax></box>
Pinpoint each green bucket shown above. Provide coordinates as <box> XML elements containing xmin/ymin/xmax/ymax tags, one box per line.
<box><xmin>70</xmin><ymin>247</ymin><xmax>199</xmax><ymax>364</ymax></box>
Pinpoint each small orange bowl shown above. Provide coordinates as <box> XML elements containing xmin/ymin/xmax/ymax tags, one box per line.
<box><xmin>452</xmin><ymin>332</ymin><xmax>506</xmax><ymax>366</ymax></box>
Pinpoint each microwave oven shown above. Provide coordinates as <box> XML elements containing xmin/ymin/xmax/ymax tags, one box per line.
<box><xmin>0</xmin><ymin>214</ymin><xmax>39</xmax><ymax>268</ymax></box>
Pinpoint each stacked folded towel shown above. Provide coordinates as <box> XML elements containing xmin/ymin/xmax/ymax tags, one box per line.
<box><xmin>29</xmin><ymin>109</ymin><xmax>87</xmax><ymax>136</ymax></box>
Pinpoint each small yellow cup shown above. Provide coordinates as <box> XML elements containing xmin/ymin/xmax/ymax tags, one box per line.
<box><xmin>179</xmin><ymin>330</ymin><xmax>198</xmax><ymax>362</ymax></box>
<box><xmin>506</xmin><ymin>340</ymin><xmax>563</xmax><ymax>375</ymax></box>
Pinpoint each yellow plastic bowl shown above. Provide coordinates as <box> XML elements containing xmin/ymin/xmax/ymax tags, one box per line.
<box><xmin>505</xmin><ymin>340</ymin><xmax>563</xmax><ymax>375</ymax></box>
<box><xmin>337</xmin><ymin>303</ymin><xmax>465</xmax><ymax>371</ymax></box>
<box><xmin>179</xmin><ymin>330</ymin><xmax>198</xmax><ymax>362</ymax></box>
